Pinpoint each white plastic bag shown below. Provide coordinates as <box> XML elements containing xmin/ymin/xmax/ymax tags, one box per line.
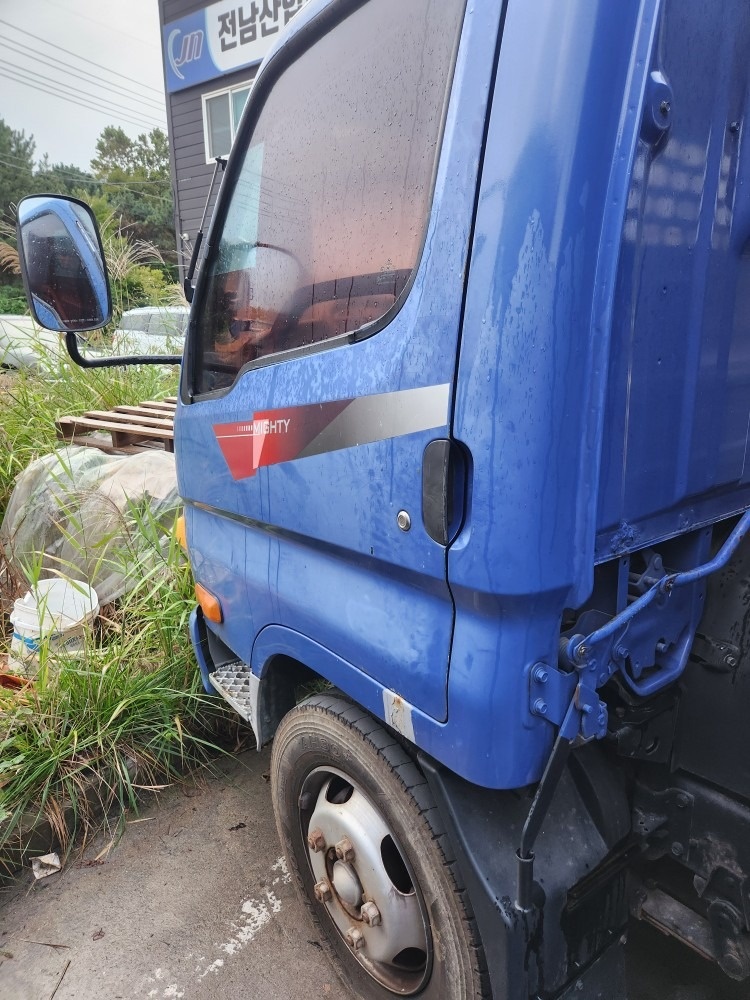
<box><xmin>1</xmin><ymin>446</ymin><xmax>180</xmax><ymax>604</ymax></box>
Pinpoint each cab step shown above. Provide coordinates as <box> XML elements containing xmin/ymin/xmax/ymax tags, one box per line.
<box><xmin>209</xmin><ymin>662</ymin><xmax>256</xmax><ymax>722</ymax></box>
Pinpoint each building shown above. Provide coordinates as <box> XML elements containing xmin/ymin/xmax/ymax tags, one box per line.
<box><xmin>158</xmin><ymin>0</ymin><xmax>308</xmax><ymax>280</ymax></box>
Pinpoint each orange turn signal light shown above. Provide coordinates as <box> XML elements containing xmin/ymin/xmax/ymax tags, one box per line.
<box><xmin>175</xmin><ymin>514</ymin><xmax>188</xmax><ymax>552</ymax></box>
<box><xmin>195</xmin><ymin>583</ymin><xmax>223</xmax><ymax>623</ymax></box>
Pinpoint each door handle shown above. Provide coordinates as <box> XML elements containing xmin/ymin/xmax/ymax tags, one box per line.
<box><xmin>422</xmin><ymin>438</ymin><xmax>464</xmax><ymax>545</ymax></box>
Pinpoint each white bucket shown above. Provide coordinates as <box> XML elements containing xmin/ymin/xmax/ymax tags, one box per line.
<box><xmin>9</xmin><ymin>578</ymin><xmax>99</xmax><ymax>676</ymax></box>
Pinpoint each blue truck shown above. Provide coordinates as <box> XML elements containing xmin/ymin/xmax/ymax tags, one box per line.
<box><xmin>16</xmin><ymin>0</ymin><xmax>750</xmax><ymax>996</ymax></box>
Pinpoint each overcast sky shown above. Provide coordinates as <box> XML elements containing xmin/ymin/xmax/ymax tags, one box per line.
<box><xmin>1</xmin><ymin>0</ymin><xmax>167</xmax><ymax>171</ymax></box>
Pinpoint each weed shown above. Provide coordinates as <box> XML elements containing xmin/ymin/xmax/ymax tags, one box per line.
<box><xmin>0</xmin><ymin>346</ymin><xmax>238</xmax><ymax>873</ymax></box>
<box><xmin>0</xmin><ymin>501</ymin><xmax>233</xmax><ymax>872</ymax></box>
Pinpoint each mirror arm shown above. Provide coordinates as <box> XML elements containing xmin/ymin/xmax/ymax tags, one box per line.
<box><xmin>64</xmin><ymin>333</ymin><xmax>182</xmax><ymax>369</ymax></box>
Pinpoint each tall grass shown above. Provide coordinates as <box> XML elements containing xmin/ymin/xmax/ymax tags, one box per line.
<box><xmin>0</xmin><ymin>510</ymin><xmax>230</xmax><ymax>870</ymax></box>
<box><xmin>0</xmin><ymin>337</ymin><xmax>175</xmax><ymax>513</ymax></box>
<box><xmin>0</xmin><ymin>347</ymin><xmax>235</xmax><ymax>873</ymax></box>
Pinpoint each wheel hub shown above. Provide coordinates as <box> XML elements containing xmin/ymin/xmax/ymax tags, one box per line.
<box><xmin>302</xmin><ymin>772</ymin><xmax>430</xmax><ymax>994</ymax></box>
<box><xmin>332</xmin><ymin>860</ymin><xmax>363</xmax><ymax>908</ymax></box>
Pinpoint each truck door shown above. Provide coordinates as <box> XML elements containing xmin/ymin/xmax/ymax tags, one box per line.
<box><xmin>176</xmin><ymin>0</ymin><xmax>501</xmax><ymax>722</ymax></box>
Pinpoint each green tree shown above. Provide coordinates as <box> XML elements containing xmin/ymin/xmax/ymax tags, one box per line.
<box><xmin>0</xmin><ymin>119</ymin><xmax>35</xmax><ymax>222</ymax></box>
<box><xmin>34</xmin><ymin>156</ymin><xmax>99</xmax><ymax>198</ymax></box>
<box><xmin>90</xmin><ymin>125</ymin><xmax>140</xmax><ymax>176</ymax></box>
<box><xmin>91</xmin><ymin>126</ymin><xmax>170</xmax><ymax>180</ymax></box>
<box><xmin>90</xmin><ymin>127</ymin><xmax>175</xmax><ymax>269</ymax></box>
<box><xmin>0</xmin><ymin>120</ymin><xmax>35</xmax><ymax>312</ymax></box>
<box><xmin>0</xmin><ymin>120</ymin><xmax>178</xmax><ymax>312</ymax></box>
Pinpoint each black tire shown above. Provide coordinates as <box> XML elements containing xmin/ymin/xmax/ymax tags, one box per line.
<box><xmin>270</xmin><ymin>693</ymin><xmax>490</xmax><ymax>999</ymax></box>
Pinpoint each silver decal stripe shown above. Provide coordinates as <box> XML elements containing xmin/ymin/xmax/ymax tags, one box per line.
<box><xmin>297</xmin><ymin>384</ymin><xmax>451</xmax><ymax>459</ymax></box>
<box><xmin>213</xmin><ymin>383</ymin><xmax>451</xmax><ymax>481</ymax></box>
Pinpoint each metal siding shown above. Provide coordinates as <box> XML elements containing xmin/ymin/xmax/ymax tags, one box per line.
<box><xmin>169</xmin><ymin>86</ymin><xmax>210</xmax><ymax>269</ymax></box>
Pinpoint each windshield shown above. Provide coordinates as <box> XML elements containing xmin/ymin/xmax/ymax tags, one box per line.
<box><xmin>191</xmin><ymin>0</ymin><xmax>466</xmax><ymax>395</ymax></box>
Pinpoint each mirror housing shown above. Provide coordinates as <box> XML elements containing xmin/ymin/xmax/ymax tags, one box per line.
<box><xmin>16</xmin><ymin>195</ymin><xmax>183</xmax><ymax>369</ymax></box>
<box><xmin>16</xmin><ymin>194</ymin><xmax>111</xmax><ymax>333</ymax></box>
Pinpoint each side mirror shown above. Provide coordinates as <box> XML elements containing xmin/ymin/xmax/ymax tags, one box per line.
<box><xmin>16</xmin><ymin>195</ymin><xmax>111</xmax><ymax>333</ymax></box>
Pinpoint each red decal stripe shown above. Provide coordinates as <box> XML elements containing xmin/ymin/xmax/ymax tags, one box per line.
<box><xmin>214</xmin><ymin>399</ymin><xmax>351</xmax><ymax>481</ymax></box>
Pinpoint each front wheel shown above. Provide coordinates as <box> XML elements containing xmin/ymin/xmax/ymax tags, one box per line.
<box><xmin>270</xmin><ymin>693</ymin><xmax>490</xmax><ymax>999</ymax></box>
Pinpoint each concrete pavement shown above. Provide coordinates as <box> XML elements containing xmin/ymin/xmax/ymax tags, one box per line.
<box><xmin>0</xmin><ymin>747</ymin><xmax>745</xmax><ymax>1000</ymax></box>
<box><xmin>0</xmin><ymin>749</ymin><xmax>349</xmax><ymax>1000</ymax></box>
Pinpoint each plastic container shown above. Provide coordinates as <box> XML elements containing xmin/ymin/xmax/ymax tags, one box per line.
<box><xmin>8</xmin><ymin>578</ymin><xmax>99</xmax><ymax>676</ymax></box>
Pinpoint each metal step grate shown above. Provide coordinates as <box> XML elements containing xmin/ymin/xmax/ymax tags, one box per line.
<box><xmin>210</xmin><ymin>662</ymin><xmax>255</xmax><ymax>722</ymax></box>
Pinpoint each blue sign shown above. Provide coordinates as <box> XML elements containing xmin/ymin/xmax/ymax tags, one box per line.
<box><xmin>163</xmin><ymin>0</ymin><xmax>307</xmax><ymax>93</ymax></box>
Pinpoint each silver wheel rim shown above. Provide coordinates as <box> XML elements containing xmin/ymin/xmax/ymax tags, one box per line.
<box><xmin>300</xmin><ymin>767</ymin><xmax>432</xmax><ymax>994</ymax></box>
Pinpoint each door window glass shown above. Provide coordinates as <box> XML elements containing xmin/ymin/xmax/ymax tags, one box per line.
<box><xmin>192</xmin><ymin>0</ymin><xmax>465</xmax><ymax>395</ymax></box>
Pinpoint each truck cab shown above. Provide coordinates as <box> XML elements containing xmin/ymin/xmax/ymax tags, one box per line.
<box><xmin>16</xmin><ymin>0</ymin><xmax>750</xmax><ymax>996</ymax></box>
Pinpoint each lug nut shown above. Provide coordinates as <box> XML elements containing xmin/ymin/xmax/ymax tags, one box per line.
<box><xmin>335</xmin><ymin>836</ymin><xmax>355</xmax><ymax>863</ymax></box>
<box><xmin>314</xmin><ymin>879</ymin><xmax>333</xmax><ymax>903</ymax></box>
<box><xmin>361</xmin><ymin>901</ymin><xmax>381</xmax><ymax>926</ymax></box>
<box><xmin>307</xmin><ymin>827</ymin><xmax>326</xmax><ymax>853</ymax></box>
<box><xmin>345</xmin><ymin>926</ymin><xmax>366</xmax><ymax>951</ymax></box>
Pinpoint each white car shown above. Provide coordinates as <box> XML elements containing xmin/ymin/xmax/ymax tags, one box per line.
<box><xmin>112</xmin><ymin>306</ymin><xmax>189</xmax><ymax>357</ymax></box>
<box><xmin>0</xmin><ymin>314</ymin><xmax>66</xmax><ymax>370</ymax></box>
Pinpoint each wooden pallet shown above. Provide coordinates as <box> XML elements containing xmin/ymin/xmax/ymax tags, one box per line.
<box><xmin>56</xmin><ymin>398</ymin><xmax>177</xmax><ymax>454</ymax></box>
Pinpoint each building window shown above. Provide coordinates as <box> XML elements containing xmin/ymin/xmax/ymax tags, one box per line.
<box><xmin>202</xmin><ymin>83</ymin><xmax>252</xmax><ymax>161</ymax></box>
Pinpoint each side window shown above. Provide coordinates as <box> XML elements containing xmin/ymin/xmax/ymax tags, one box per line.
<box><xmin>192</xmin><ymin>0</ymin><xmax>465</xmax><ymax>395</ymax></box>
<box><xmin>203</xmin><ymin>83</ymin><xmax>254</xmax><ymax>161</ymax></box>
